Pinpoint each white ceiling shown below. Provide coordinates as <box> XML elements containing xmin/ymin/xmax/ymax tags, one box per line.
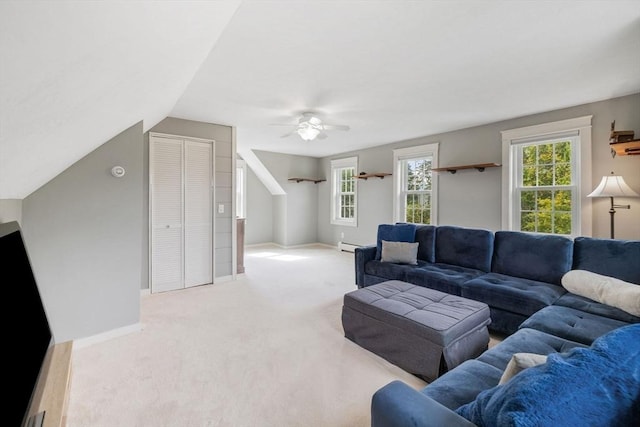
<box><xmin>2</xmin><ymin>1</ymin><xmax>640</xmax><ymax>199</ymax></box>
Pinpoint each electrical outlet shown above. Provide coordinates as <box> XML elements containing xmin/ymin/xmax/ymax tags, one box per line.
<box><xmin>340</xmin><ymin>232</ymin><xmax>345</xmax><ymax>239</ymax></box>
<box><xmin>218</xmin><ymin>204</ymin><xmax>224</xmax><ymax>214</ymax></box>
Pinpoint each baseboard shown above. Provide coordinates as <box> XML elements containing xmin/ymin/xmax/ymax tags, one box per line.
<box><xmin>214</xmin><ymin>275</ymin><xmax>235</xmax><ymax>284</ymax></box>
<box><xmin>73</xmin><ymin>323</ymin><xmax>143</xmax><ymax>350</ymax></box>
<box><xmin>338</xmin><ymin>241</ymin><xmax>360</xmax><ymax>252</ymax></box>
<box><xmin>246</xmin><ymin>242</ymin><xmax>337</xmax><ymax>250</ymax></box>
<box><xmin>140</xmin><ymin>288</ymin><xmax>151</xmax><ymax>297</ymax></box>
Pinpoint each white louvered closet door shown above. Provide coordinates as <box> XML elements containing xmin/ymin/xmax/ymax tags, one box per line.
<box><xmin>184</xmin><ymin>141</ymin><xmax>213</xmax><ymax>287</ymax></box>
<box><xmin>150</xmin><ymin>136</ymin><xmax>214</xmax><ymax>293</ymax></box>
<box><xmin>150</xmin><ymin>137</ymin><xmax>184</xmax><ymax>292</ymax></box>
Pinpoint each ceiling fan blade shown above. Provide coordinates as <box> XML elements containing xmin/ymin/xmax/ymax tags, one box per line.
<box><xmin>269</xmin><ymin>123</ymin><xmax>298</xmax><ymax>127</ymax></box>
<box><xmin>317</xmin><ymin>132</ymin><xmax>328</xmax><ymax>140</ymax></box>
<box><xmin>322</xmin><ymin>124</ymin><xmax>350</xmax><ymax>131</ymax></box>
<box><xmin>280</xmin><ymin>131</ymin><xmax>297</xmax><ymax>138</ymax></box>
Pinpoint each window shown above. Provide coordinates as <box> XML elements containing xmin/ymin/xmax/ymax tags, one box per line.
<box><xmin>393</xmin><ymin>143</ymin><xmax>439</xmax><ymax>224</ymax></box>
<box><xmin>502</xmin><ymin>116</ymin><xmax>592</xmax><ymax>237</ymax></box>
<box><xmin>236</xmin><ymin>159</ymin><xmax>247</xmax><ymax>218</ymax></box>
<box><xmin>331</xmin><ymin>157</ymin><xmax>357</xmax><ymax>226</ymax></box>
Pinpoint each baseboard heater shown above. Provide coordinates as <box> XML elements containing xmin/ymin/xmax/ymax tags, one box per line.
<box><xmin>338</xmin><ymin>242</ymin><xmax>360</xmax><ymax>253</ymax></box>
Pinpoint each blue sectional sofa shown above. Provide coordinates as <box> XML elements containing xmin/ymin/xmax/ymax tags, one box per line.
<box><xmin>355</xmin><ymin>224</ymin><xmax>640</xmax><ymax>335</ymax></box>
<box><xmin>356</xmin><ymin>224</ymin><xmax>640</xmax><ymax>426</ymax></box>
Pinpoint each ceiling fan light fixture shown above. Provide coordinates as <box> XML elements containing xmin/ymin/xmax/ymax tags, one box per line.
<box><xmin>297</xmin><ymin>126</ymin><xmax>321</xmax><ymax>141</ymax></box>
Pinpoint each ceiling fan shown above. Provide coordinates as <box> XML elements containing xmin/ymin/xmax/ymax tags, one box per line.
<box><xmin>272</xmin><ymin>112</ymin><xmax>350</xmax><ymax>141</ymax></box>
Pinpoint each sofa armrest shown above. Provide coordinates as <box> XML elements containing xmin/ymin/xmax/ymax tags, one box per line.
<box><xmin>355</xmin><ymin>245</ymin><xmax>377</xmax><ymax>288</ymax></box>
<box><xmin>371</xmin><ymin>381</ymin><xmax>476</xmax><ymax>427</ymax></box>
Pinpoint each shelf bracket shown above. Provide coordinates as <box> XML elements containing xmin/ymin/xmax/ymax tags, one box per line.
<box><xmin>474</xmin><ymin>167</ymin><xmax>486</xmax><ymax>172</ymax></box>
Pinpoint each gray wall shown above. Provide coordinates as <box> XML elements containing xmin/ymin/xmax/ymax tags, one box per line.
<box><xmin>254</xmin><ymin>150</ymin><xmax>320</xmax><ymax>246</ymax></box>
<box><xmin>22</xmin><ymin>122</ymin><xmax>144</xmax><ymax>343</ymax></box>
<box><xmin>0</xmin><ymin>199</ymin><xmax>22</xmax><ymax>224</ymax></box>
<box><xmin>318</xmin><ymin>93</ymin><xmax>640</xmax><ymax>246</ymax></box>
<box><xmin>144</xmin><ymin>117</ymin><xmax>234</xmax><ymax>285</ymax></box>
<box><xmin>245</xmin><ymin>167</ymin><xmax>273</xmax><ymax>245</ymax></box>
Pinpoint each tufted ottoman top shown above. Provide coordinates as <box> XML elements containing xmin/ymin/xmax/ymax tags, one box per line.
<box><xmin>344</xmin><ymin>280</ymin><xmax>490</xmax><ymax>347</ymax></box>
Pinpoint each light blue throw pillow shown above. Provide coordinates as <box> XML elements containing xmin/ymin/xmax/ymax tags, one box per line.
<box><xmin>375</xmin><ymin>223</ymin><xmax>416</xmax><ymax>260</ymax></box>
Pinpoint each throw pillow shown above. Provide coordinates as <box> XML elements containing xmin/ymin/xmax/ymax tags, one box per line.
<box><xmin>562</xmin><ymin>270</ymin><xmax>640</xmax><ymax>317</ymax></box>
<box><xmin>375</xmin><ymin>223</ymin><xmax>417</xmax><ymax>260</ymax></box>
<box><xmin>498</xmin><ymin>353</ymin><xmax>548</xmax><ymax>385</ymax></box>
<box><xmin>380</xmin><ymin>241</ymin><xmax>419</xmax><ymax>265</ymax></box>
<box><xmin>455</xmin><ymin>324</ymin><xmax>640</xmax><ymax>427</ymax></box>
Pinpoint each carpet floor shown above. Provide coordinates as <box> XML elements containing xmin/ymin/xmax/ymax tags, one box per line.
<box><xmin>66</xmin><ymin>245</ymin><xmax>427</xmax><ymax>427</ymax></box>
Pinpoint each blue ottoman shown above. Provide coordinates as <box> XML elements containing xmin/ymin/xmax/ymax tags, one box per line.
<box><xmin>342</xmin><ymin>280</ymin><xmax>491</xmax><ymax>381</ymax></box>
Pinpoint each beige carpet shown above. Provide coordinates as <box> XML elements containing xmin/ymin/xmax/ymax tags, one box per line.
<box><xmin>66</xmin><ymin>245</ymin><xmax>427</xmax><ymax>427</ymax></box>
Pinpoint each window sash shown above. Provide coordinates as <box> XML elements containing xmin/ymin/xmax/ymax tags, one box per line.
<box><xmin>513</xmin><ymin>137</ymin><xmax>578</xmax><ymax>236</ymax></box>
<box><xmin>330</xmin><ymin>157</ymin><xmax>357</xmax><ymax>226</ymax></box>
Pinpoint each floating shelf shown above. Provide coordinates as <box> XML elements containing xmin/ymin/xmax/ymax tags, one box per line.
<box><xmin>610</xmin><ymin>140</ymin><xmax>640</xmax><ymax>157</ymax></box>
<box><xmin>432</xmin><ymin>163</ymin><xmax>501</xmax><ymax>174</ymax></box>
<box><xmin>288</xmin><ymin>177</ymin><xmax>326</xmax><ymax>184</ymax></box>
<box><xmin>357</xmin><ymin>172</ymin><xmax>392</xmax><ymax>180</ymax></box>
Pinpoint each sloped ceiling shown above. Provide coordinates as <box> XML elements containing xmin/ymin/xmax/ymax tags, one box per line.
<box><xmin>0</xmin><ymin>1</ymin><xmax>241</xmax><ymax>198</ymax></box>
<box><xmin>2</xmin><ymin>1</ymin><xmax>640</xmax><ymax>199</ymax></box>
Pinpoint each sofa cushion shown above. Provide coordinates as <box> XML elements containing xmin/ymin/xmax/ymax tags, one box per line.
<box><xmin>405</xmin><ymin>263</ymin><xmax>486</xmax><ymax>296</ymax></box>
<box><xmin>573</xmin><ymin>236</ymin><xmax>640</xmax><ymax>284</ymax></box>
<box><xmin>375</xmin><ymin>223</ymin><xmax>416</xmax><ymax>260</ymax></box>
<box><xmin>475</xmin><ymin>327</ymin><xmax>585</xmax><ymax>371</ymax></box>
<box><xmin>364</xmin><ymin>259</ymin><xmax>419</xmax><ymax>282</ymax></box>
<box><xmin>520</xmin><ymin>305</ymin><xmax>630</xmax><ymax>345</ymax></box>
<box><xmin>461</xmin><ymin>273</ymin><xmax>566</xmax><ymax>317</ymax></box>
<box><xmin>435</xmin><ymin>226</ymin><xmax>494</xmax><ymax>272</ymax></box>
<box><xmin>492</xmin><ymin>231</ymin><xmax>573</xmax><ymax>285</ymax></box>
<box><xmin>456</xmin><ymin>324</ymin><xmax>640</xmax><ymax>427</ymax></box>
<box><xmin>422</xmin><ymin>328</ymin><xmax>584</xmax><ymax>411</ymax></box>
<box><xmin>415</xmin><ymin>225</ymin><xmax>436</xmax><ymax>263</ymax></box>
<box><xmin>554</xmin><ymin>292</ymin><xmax>640</xmax><ymax>324</ymax></box>
<box><xmin>421</xmin><ymin>359</ymin><xmax>503</xmax><ymax>411</ymax></box>
<box><xmin>380</xmin><ymin>241</ymin><xmax>419</xmax><ymax>265</ymax></box>
<box><xmin>562</xmin><ymin>270</ymin><xmax>640</xmax><ymax>317</ymax></box>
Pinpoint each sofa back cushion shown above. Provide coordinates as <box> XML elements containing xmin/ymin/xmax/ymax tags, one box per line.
<box><xmin>573</xmin><ymin>237</ymin><xmax>640</xmax><ymax>285</ymax></box>
<box><xmin>415</xmin><ymin>225</ymin><xmax>436</xmax><ymax>263</ymax></box>
<box><xmin>375</xmin><ymin>223</ymin><xmax>417</xmax><ymax>260</ymax></box>
<box><xmin>455</xmin><ymin>324</ymin><xmax>640</xmax><ymax>427</ymax></box>
<box><xmin>435</xmin><ymin>226</ymin><xmax>494</xmax><ymax>272</ymax></box>
<box><xmin>492</xmin><ymin>231</ymin><xmax>572</xmax><ymax>285</ymax></box>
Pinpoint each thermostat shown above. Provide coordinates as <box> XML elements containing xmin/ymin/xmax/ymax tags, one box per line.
<box><xmin>111</xmin><ymin>166</ymin><xmax>126</xmax><ymax>178</ymax></box>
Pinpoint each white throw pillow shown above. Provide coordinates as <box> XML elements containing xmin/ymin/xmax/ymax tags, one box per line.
<box><xmin>499</xmin><ymin>352</ymin><xmax>548</xmax><ymax>385</ymax></box>
<box><xmin>380</xmin><ymin>240</ymin><xmax>419</xmax><ymax>265</ymax></box>
<box><xmin>562</xmin><ymin>270</ymin><xmax>640</xmax><ymax>317</ymax></box>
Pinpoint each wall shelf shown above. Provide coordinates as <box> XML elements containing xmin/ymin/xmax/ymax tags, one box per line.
<box><xmin>288</xmin><ymin>178</ymin><xmax>326</xmax><ymax>184</ymax></box>
<box><xmin>610</xmin><ymin>139</ymin><xmax>640</xmax><ymax>157</ymax></box>
<box><xmin>432</xmin><ymin>163</ymin><xmax>501</xmax><ymax>174</ymax></box>
<box><xmin>357</xmin><ymin>172</ymin><xmax>392</xmax><ymax>180</ymax></box>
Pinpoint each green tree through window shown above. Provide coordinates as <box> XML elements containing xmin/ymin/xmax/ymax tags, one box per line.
<box><xmin>403</xmin><ymin>158</ymin><xmax>432</xmax><ymax>224</ymax></box>
<box><xmin>519</xmin><ymin>140</ymin><xmax>573</xmax><ymax>234</ymax></box>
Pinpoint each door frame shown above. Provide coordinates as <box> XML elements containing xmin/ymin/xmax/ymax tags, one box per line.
<box><xmin>149</xmin><ymin>132</ymin><xmax>215</xmax><ymax>293</ymax></box>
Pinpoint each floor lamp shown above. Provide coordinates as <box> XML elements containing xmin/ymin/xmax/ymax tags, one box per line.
<box><xmin>587</xmin><ymin>172</ymin><xmax>639</xmax><ymax>239</ymax></box>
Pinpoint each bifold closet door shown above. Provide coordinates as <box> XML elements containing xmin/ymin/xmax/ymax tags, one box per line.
<box><xmin>150</xmin><ymin>137</ymin><xmax>184</xmax><ymax>292</ymax></box>
<box><xmin>150</xmin><ymin>136</ymin><xmax>214</xmax><ymax>293</ymax></box>
<box><xmin>184</xmin><ymin>141</ymin><xmax>213</xmax><ymax>287</ymax></box>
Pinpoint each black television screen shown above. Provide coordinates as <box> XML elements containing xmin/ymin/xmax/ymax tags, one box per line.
<box><xmin>0</xmin><ymin>221</ymin><xmax>53</xmax><ymax>427</ymax></box>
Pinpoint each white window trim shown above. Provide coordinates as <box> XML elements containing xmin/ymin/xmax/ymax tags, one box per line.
<box><xmin>236</xmin><ymin>159</ymin><xmax>247</xmax><ymax>218</ymax></box>
<box><xmin>501</xmin><ymin>115</ymin><xmax>592</xmax><ymax>237</ymax></box>
<box><xmin>330</xmin><ymin>156</ymin><xmax>358</xmax><ymax>227</ymax></box>
<box><xmin>393</xmin><ymin>143</ymin><xmax>439</xmax><ymax>224</ymax></box>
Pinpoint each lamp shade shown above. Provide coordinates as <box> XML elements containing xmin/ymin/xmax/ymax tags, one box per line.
<box><xmin>587</xmin><ymin>174</ymin><xmax>640</xmax><ymax>198</ymax></box>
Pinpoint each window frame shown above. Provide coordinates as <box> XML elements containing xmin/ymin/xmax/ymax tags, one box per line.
<box><xmin>330</xmin><ymin>156</ymin><xmax>358</xmax><ymax>227</ymax></box>
<box><xmin>393</xmin><ymin>143</ymin><xmax>439</xmax><ymax>225</ymax></box>
<box><xmin>236</xmin><ymin>159</ymin><xmax>247</xmax><ymax>218</ymax></box>
<box><xmin>501</xmin><ymin>116</ymin><xmax>592</xmax><ymax>237</ymax></box>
